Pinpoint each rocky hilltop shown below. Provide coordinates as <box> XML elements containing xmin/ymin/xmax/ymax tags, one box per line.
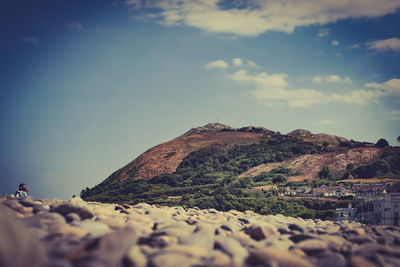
<box><xmin>2</xmin><ymin>195</ymin><xmax>400</xmax><ymax>267</ymax></box>
<box><xmin>102</xmin><ymin>123</ymin><xmax>359</xmax><ymax>184</ymax></box>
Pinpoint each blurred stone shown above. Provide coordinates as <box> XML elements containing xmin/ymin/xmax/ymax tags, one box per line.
<box><xmin>0</xmin><ymin>206</ymin><xmax>47</xmax><ymax>267</ymax></box>
<box><xmin>51</xmin><ymin>203</ymin><xmax>93</xmax><ymax>220</ymax></box>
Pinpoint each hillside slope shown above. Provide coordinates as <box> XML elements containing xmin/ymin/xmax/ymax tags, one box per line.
<box><xmin>104</xmin><ymin>127</ymin><xmax>268</xmax><ymax>183</ymax></box>
<box><xmin>239</xmin><ymin>147</ymin><xmax>383</xmax><ymax>181</ymax></box>
<box><xmin>102</xmin><ymin>123</ymin><xmax>376</xmax><ymax>185</ymax></box>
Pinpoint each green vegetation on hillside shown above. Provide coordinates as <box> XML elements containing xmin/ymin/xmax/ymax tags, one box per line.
<box><xmin>81</xmin><ymin>137</ymin><xmax>333</xmax><ymax>218</ymax></box>
<box><xmin>81</xmin><ymin>136</ymin><xmax>400</xmax><ymax>220</ymax></box>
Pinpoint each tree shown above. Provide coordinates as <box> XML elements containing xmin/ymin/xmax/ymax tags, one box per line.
<box><xmin>376</xmin><ymin>138</ymin><xmax>389</xmax><ymax>148</ymax></box>
<box><xmin>272</xmin><ymin>174</ymin><xmax>287</xmax><ymax>184</ymax></box>
<box><xmin>319</xmin><ymin>166</ymin><xmax>332</xmax><ymax>179</ymax></box>
<box><xmin>397</xmin><ymin>136</ymin><xmax>400</xmax><ymax>144</ymax></box>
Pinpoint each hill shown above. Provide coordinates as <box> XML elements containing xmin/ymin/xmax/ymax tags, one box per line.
<box><xmin>102</xmin><ymin>123</ymin><xmax>353</xmax><ymax>184</ymax></box>
<box><xmin>81</xmin><ymin>123</ymin><xmax>400</xmax><ymax>219</ymax></box>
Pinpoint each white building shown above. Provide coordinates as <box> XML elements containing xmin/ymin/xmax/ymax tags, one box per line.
<box><xmin>336</xmin><ymin>203</ymin><xmax>357</xmax><ymax>222</ymax></box>
<box><xmin>358</xmin><ymin>193</ymin><xmax>400</xmax><ymax>225</ymax></box>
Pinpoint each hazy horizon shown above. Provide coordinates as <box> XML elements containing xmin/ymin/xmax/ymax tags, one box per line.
<box><xmin>1</xmin><ymin>0</ymin><xmax>400</xmax><ymax>199</ymax></box>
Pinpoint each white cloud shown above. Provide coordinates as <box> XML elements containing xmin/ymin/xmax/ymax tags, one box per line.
<box><xmin>350</xmin><ymin>44</ymin><xmax>360</xmax><ymax>49</ymax></box>
<box><xmin>229</xmin><ymin>69</ymin><xmax>378</xmax><ymax>107</ymax></box>
<box><xmin>204</xmin><ymin>59</ymin><xmax>229</xmax><ymax>69</ymax></box>
<box><xmin>318</xmin><ymin>28</ymin><xmax>329</xmax><ymax>38</ymax></box>
<box><xmin>20</xmin><ymin>36</ymin><xmax>39</xmax><ymax>46</ymax></box>
<box><xmin>367</xmin><ymin>38</ymin><xmax>400</xmax><ymax>52</ymax></box>
<box><xmin>69</xmin><ymin>22</ymin><xmax>83</xmax><ymax>32</ymax></box>
<box><xmin>365</xmin><ymin>78</ymin><xmax>400</xmax><ymax>96</ymax></box>
<box><xmin>246</xmin><ymin>60</ymin><xmax>259</xmax><ymax>68</ymax></box>
<box><xmin>331</xmin><ymin>40</ymin><xmax>339</xmax><ymax>46</ymax></box>
<box><xmin>125</xmin><ymin>0</ymin><xmax>400</xmax><ymax>36</ymax></box>
<box><xmin>330</xmin><ymin>89</ymin><xmax>381</xmax><ymax>105</ymax></box>
<box><xmin>312</xmin><ymin>75</ymin><xmax>352</xmax><ymax>83</ymax></box>
<box><xmin>233</xmin><ymin>58</ymin><xmax>243</xmax><ymax>66</ymax></box>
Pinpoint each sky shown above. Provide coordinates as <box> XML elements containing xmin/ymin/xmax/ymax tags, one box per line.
<box><xmin>1</xmin><ymin>0</ymin><xmax>400</xmax><ymax>199</ymax></box>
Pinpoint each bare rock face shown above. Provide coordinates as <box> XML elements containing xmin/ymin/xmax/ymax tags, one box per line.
<box><xmin>2</xmin><ymin>196</ymin><xmax>400</xmax><ymax>267</ymax></box>
<box><xmin>288</xmin><ymin>129</ymin><xmax>313</xmax><ymax>137</ymax></box>
<box><xmin>181</xmin><ymin>123</ymin><xmax>235</xmax><ymax>137</ymax></box>
<box><xmin>288</xmin><ymin>129</ymin><xmax>349</xmax><ymax>145</ymax></box>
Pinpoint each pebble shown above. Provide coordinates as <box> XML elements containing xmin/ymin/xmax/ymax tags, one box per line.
<box><xmin>247</xmin><ymin>247</ymin><xmax>313</xmax><ymax>267</ymax></box>
<box><xmin>74</xmin><ymin>220</ymin><xmax>110</xmax><ymax>237</ymax></box>
<box><xmin>51</xmin><ymin>203</ymin><xmax>93</xmax><ymax>220</ymax></box>
<box><xmin>2</xmin><ymin>196</ymin><xmax>400</xmax><ymax>267</ymax></box>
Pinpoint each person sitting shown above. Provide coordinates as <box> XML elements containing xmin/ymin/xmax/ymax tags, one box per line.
<box><xmin>15</xmin><ymin>184</ymin><xmax>29</xmax><ymax>198</ymax></box>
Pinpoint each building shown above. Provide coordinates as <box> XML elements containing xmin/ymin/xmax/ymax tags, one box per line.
<box><xmin>358</xmin><ymin>193</ymin><xmax>400</xmax><ymax>225</ymax></box>
<box><xmin>336</xmin><ymin>203</ymin><xmax>358</xmax><ymax>222</ymax></box>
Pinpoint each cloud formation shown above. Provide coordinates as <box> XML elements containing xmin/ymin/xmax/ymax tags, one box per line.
<box><xmin>367</xmin><ymin>38</ymin><xmax>400</xmax><ymax>52</ymax></box>
<box><xmin>312</xmin><ymin>75</ymin><xmax>351</xmax><ymax>83</ymax></box>
<box><xmin>20</xmin><ymin>36</ymin><xmax>40</xmax><ymax>46</ymax></box>
<box><xmin>205</xmin><ymin>58</ymin><xmax>258</xmax><ymax>69</ymax></box>
<box><xmin>331</xmin><ymin>40</ymin><xmax>339</xmax><ymax>46</ymax></box>
<box><xmin>366</xmin><ymin>78</ymin><xmax>400</xmax><ymax>96</ymax></box>
<box><xmin>233</xmin><ymin>58</ymin><xmax>243</xmax><ymax>67</ymax></box>
<box><xmin>204</xmin><ymin>59</ymin><xmax>229</xmax><ymax>69</ymax></box>
<box><xmin>229</xmin><ymin>69</ymin><xmax>379</xmax><ymax>107</ymax></box>
<box><xmin>125</xmin><ymin>0</ymin><xmax>400</xmax><ymax>36</ymax></box>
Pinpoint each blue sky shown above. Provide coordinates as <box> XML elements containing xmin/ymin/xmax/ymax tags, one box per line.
<box><xmin>1</xmin><ymin>0</ymin><xmax>400</xmax><ymax>199</ymax></box>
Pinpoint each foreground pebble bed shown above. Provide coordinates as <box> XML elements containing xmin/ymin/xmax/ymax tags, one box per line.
<box><xmin>1</xmin><ymin>196</ymin><xmax>400</xmax><ymax>267</ymax></box>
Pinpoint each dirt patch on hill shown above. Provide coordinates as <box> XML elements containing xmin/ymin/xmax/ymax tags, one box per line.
<box><xmin>105</xmin><ymin>131</ymin><xmax>265</xmax><ymax>182</ymax></box>
<box><xmin>239</xmin><ymin>147</ymin><xmax>383</xmax><ymax>181</ymax></box>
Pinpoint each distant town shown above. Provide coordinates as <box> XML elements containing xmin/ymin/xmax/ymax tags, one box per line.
<box><xmin>273</xmin><ymin>182</ymin><xmax>400</xmax><ymax>225</ymax></box>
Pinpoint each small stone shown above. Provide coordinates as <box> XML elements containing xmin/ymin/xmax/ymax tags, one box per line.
<box><xmin>19</xmin><ymin>199</ymin><xmax>37</xmax><ymax>207</ymax></box>
<box><xmin>220</xmin><ymin>225</ymin><xmax>232</xmax><ymax>232</ymax></box>
<box><xmin>159</xmin><ymin>244</ymin><xmax>208</xmax><ymax>258</ymax></box>
<box><xmin>349</xmin><ymin>255</ymin><xmax>378</xmax><ymax>267</ymax></box>
<box><xmin>51</xmin><ymin>203</ymin><xmax>93</xmax><ymax>220</ymax></box>
<box><xmin>247</xmin><ymin>247</ymin><xmax>313</xmax><ymax>267</ymax></box>
<box><xmin>65</xmin><ymin>213</ymin><xmax>81</xmax><ymax>223</ymax></box>
<box><xmin>296</xmin><ymin>239</ymin><xmax>328</xmax><ymax>255</ymax></box>
<box><xmin>3</xmin><ymin>200</ymin><xmax>31</xmax><ymax>214</ymax></box>
<box><xmin>149</xmin><ymin>253</ymin><xmax>200</xmax><ymax>267</ymax></box>
<box><xmin>238</xmin><ymin>218</ymin><xmax>249</xmax><ymax>224</ymax></box>
<box><xmin>78</xmin><ymin>227</ymin><xmax>137</xmax><ymax>266</ymax></box>
<box><xmin>348</xmin><ymin>235</ymin><xmax>376</xmax><ymax>245</ymax></box>
<box><xmin>243</xmin><ymin>223</ymin><xmax>278</xmax><ymax>241</ymax></box>
<box><xmin>33</xmin><ymin>204</ymin><xmax>48</xmax><ymax>214</ymax></box>
<box><xmin>180</xmin><ymin>223</ymin><xmax>215</xmax><ymax>252</ymax></box>
<box><xmin>68</xmin><ymin>197</ymin><xmax>84</xmax><ymax>204</ymax></box>
<box><xmin>214</xmin><ymin>235</ymin><xmax>248</xmax><ymax>264</ymax></box>
<box><xmin>75</xmin><ymin>220</ymin><xmax>110</xmax><ymax>237</ymax></box>
<box><xmin>0</xmin><ymin>206</ymin><xmax>47</xmax><ymax>267</ymax></box>
<box><xmin>289</xmin><ymin>223</ymin><xmax>304</xmax><ymax>232</ymax></box>
<box><xmin>210</xmin><ymin>250</ymin><xmax>232</xmax><ymax>266</ymax></box>
<box><xmin>289</xmin><ymin>234</ymin><xmax>315</xmax><ymax>244</ymax></box>
<box><xmin>115</xmin><ymin>205</ymin><xmax>124</xmax><ymax>211</ymax></box>
<box><xmin>345</xmin><ymin>228</ymin><xmax>366</xmax><ymax>236</ymax></box>
<box><xmin>316</xmin><ymin>253</ymin><xmax>346</xmax><ymax>267</ymax></box>
<box><xmin>121</xmin><ymin>204</ymin><xmax>131</xmax><ymax>209</ymax></box>
<box><xmin>124</xmin><ymin>246</ymin><xmax>147</xmax><ymax>267</ymax></box>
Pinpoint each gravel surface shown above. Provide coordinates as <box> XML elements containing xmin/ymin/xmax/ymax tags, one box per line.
<box><xmin>1</xmin><ymin>195</ymin><xmax>400</xmax><ymax>267</ymax></box>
